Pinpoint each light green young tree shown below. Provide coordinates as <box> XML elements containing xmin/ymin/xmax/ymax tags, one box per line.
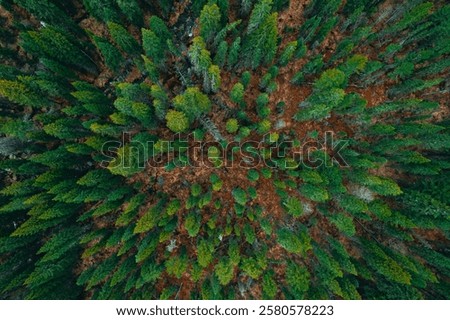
<box><xmin>200</xmin><ymin>3</ymin><xmax>221</xmax><ymax>41</ymax></box>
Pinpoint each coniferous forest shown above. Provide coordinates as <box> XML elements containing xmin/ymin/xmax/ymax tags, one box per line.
<box><xmin>0</xmin><ymin>0</ymin><xmax>449</xmax><ymax>300</ymax></box>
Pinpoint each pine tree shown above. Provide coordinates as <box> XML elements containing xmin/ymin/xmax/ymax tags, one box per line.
<box><xmin>142</xmin><ymin>29</ymin><xmax>165</xmax><ymax>66</ymax></box>
<box><xmin>230</xmin><ymin>83</ymin><xmax>245</xmax><ymax>105</ymax></box>
<box><xmin>362</xmin><ymin>240</ymin><xmax>412</xmax><ymax>285</ymax></box>
<box><xmin>173</xmin><ymin>87</ymin><xmax>212</xmax><ymax>122</ymax></box>
<box><xmin>197</xmin><ymin>239</ymin><xmax>214</xmax><ymax>267</ymax></box>
<box><xmin>257</xmin><ymin>119</ymin><xmax>271</xmax><ymax>134</ymax></box>
<box><xmin>151</xmin><ymin>85</ymin><xmax>169</xmax><ymax>120</ymax></box>
<box><xmin>383</xmin><ymin>2</ymin><xmax>434</xmax><ymax>36</ymax></box>
<box><xmin>240</xmin><ymin>0</ymin><xmax>255</xmax><ymax>15</ymax></box>
<box><xmin>149</xmin><ymin>16</ymin><xmax>172</xmax><ymax>41</ymax></box>
<box><xmin>130</xmin><ymin>102</ymin><xmax>155</xmax><ymax>129</ymax></box>
<box><xmin>213</xmin><ymin>19</ymin><xmax>242</xmax><ymax>47</ymax></box>
<box><xmin>300</xmin><ymin>184</ymin><xmax>329</xmax><ymax>202</ymax></box>
<box><xmin>165</xmin><ymin>251</ymin><xmax>189</xmax><ymax>279</ymax></box>
<box><xmin>283</xmin><ymin>196</ymin><xmax>303</xmax><ymax>217</ymax></box>
<box><xmin>205</xmin><ymin>64</ymin><xmax>221</xmax><ymax>93</ymax></box>
<box><xmin>241</xmin><ymin>71</ymin><xmax>252</xmax><ymax>88</ymax></box>
<box><xmin>134</xmin><ymin>205</ymin><xmax>160</xmax><ymax>234</ymax></box>
<box><xmin>312</xmin><ymin>17</ymin><xmax>338</xmax><ymax>47</ymax></box>
<box><xmin>92</xmin><ymin>35</ymin><xmax>124</xmax><ymax>72</ymax></box>
<box><xmin>107</xmin><ymin>22</ymin><xmax>140</xmax><ymax>55</ymax></box>
<box><xmin>226</xmin><ymin>119</ymin><xmax>239</xmax><ymax>134</ymax></box>
<box><xmin>241</xmin><ymin>256</ymin><xmax>265</xmax><ymax>279</ymax></box>
<box><xmin>37</xmin><ymin>227</ymin><xmax>82</xmax><ymax>264</ymax></box>
<box><xmin>256</xmin><ymin>93</ymin><xmax>270</xmax><ymax>118</ymax></box>
<box><xmin>0</xmin><ymin>78</ymin><xmax>48</xmax><ymax>108</ymax></box>
<box><xmin>185</xmin><ymin>212</ymin><xmax>201</xmax><ymax>237</ymax></box>
<box><xmin>227</xmin><ymin>37</ymin><xmax>241</xmax><ymax>69</ymax></box>
<box><xmin>328</xmin><ymin>212</ymin><xmax>356</xmax><ymax>237</ymax></box>
<box><xmin>116</xmin><ymin>0</ymin><xmax>143</xmax><ymax>25</ymax></box>
<box><xmin>200</xmin><ymin>3</ymin><xmax>222</xmax><ymax>42</ymax></box>
<box><xmin>166</xmin><ymin>199</ymin><xmax>181</xmax><ymax>216</ymax></box>
<box><xmin>279</xmin><ymin>41</ymin><xmax>298</xmax><ymax>66</ymax></box>
<box><xmin>262</xmin><ymin>272</ymin><xmax>278</xmax><ymax>299</ymax></box>
<box><xmin>140</xmin><ymin>259</ymin><xmax>163</xmax><ymax>285</ymax></box>
<box><xmin>13</xmin><ymin>0</ymin><xmax>79</xmax><ymax>32</ymax></box>
<box><xmin>214</xmin><ymin>41</ymin><xmax>228</xmax><ymax>68</ymax></box>
<box><xmin>339</xmin><ymin>54</ymin><xmax>368</xmax><ymax>77</ymax></box>
<box><xmin>246</xmin><ymin>0</ymin><xmax>273</xmax><ymax>34</ymax></box>
<box><xmin>313</xmin><ymin>68</ymin><xmax>346</xmax><ymax>90</ymax></box>
<box><xmin>188</xmin><ymin>37</ymin><xmax>205</xmax><ymax>72</ymax></box>
<box><xmin>215</xmin><ymin>258</ymin><xmax>234</xmax><ymax>285</ymax></box>
<box><xmin>243</xmin><ymin>12</ymin><xmax>279</xmax><ymax>68</ymax></box>
<box><xmin>43</xmin><ymin>118</ymin><xmax>86</xmax><ymax>140</ymax></box>
<box><xmin>22</xmin><ymin>26</ymin><xmax>96</xmax><ymax>72</ymax></box>
<box><xmin>165</xmin><ymin>110</ymin><xmax>189</xmax><ymax>133</ymax></box>
<box><xmin>277</xmin><ymin>228</ymin><xmax>305</xmax><ymax>254</ymax></box>
<box><xmin>83</xmin><ymin>0</ymin><xmax>120</xmax><ymax>22</ymax></box>
<box><xmin>285</xmin><ymin>262</ymin><xmax>310</xmax><ymax>298</ymax></box>
<box><xmin>113</xmin><ymin>98</ymin><xmax>155</xmax><ymax>128</ymax></box>
<box><xmin>232</xmin><ymin>188</ymin><xmax>248</xmax><ymax>206</ymax></box>
<box><xmin>142</xmin><ymin>55</ymin><xmax>160</xmax><ymax>82</ymax></box>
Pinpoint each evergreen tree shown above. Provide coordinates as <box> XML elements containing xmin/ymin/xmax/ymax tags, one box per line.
<box><xmin>149</xmin><ymin>16</ymin><xmax>172</xmax><ymax>41</ymax></box>
<box><xmin>116</xmin><ymin>0</ymin><xmax>143</xmax><ymax>25</ymax></box>
<box><xmin>279</xmin><ymin>41</ymin><xmax>298</xmax><ymax>66</ymax></box>
<box><xmin>83</xmin><ymin>0</ymin><xmax>121</xmax><ymax>22</ymax></box>
<box><xmin>283</xmin><ymin>196</ymin><xmax>303</xmax><ymax>217</ymax></box>
<box><xmin>142</xmin><ymin>29</ymin><xmax>165</xmax><ymax>66</ymax></box>
<box><xmin>173</xmin><ymin>87</ymin><xmax>212</xmax><ymax>122</ymax></box>
<box><xmin>185</xmin><ymin>212</ymin><xmax>202</xmax><ymax>237</ymax></box>
<box><xmin>241</xmin><ymin>71</ymin><xmax>252</xmax><ymax>88</ymax></box>
<box><xmin>243</xmin><ymin>12</ymin><xmax>279</xmax><ymax>69</ymax></box>
<box><xmin>227</xmin><ymin>37</ymin><xmax>241</xmax><ymax>69</ymax></box>
<box><xmin>0</xmin><ymin>78</ymin><xmax>48</xmax><ymax>108</ymax></box>
<box><xmin>215</xmin><ymin>258</ymin><xmax>234</xmax><ymax>285</ymax></box>
<box><xmin>285</xmin><ymin>262</ymin><xmax>310</xmax><ymax>298</ymax></box>
<box><xmin>107</xmin><ymin>22</ymin><xmax>140</xmax><ymax>55</ymax></box>
<box><xmin>246</xmin><ymin>0</ymin><xmax>273</xmax><ymax>34</ymax></box>
<box><xmin>92</xmin><ymin>35</ymin><xmax>124</xmax><ymax>72</ymax></box>
<box><xmin>226</xmin><ymin>119</ymin><xmax>239</xmax><ymax>134</ymax></box>
<box><xmin>21</xmin><ymin>26</ymin><xmax>96</xmax><ymax>72</ymax></box>
<box><xmin>166</xmin><ymin>110</ymin><xmax>189</xmax><ymax>133</ymax></box>
<box><xmin>230</xmin><ymin>83</ymin><xmax>245</xmax><ymax>105</ymax></box>
<box><xmin>205</xmin><ymin>64</ymin><xmax>222</xmax><ymax>93</ymax></box>
<box><xmin>165</xmin><ymin>251</ymin><xmax>189</xmax><ymax>279</ymax></box>
<box><xmin>197</xmin><ymin>239</ymin><xmax>214</xmax><ymax>267</ymax></box>
<box><xmin>150</xmin><ymin>85</ymin><xmax>169</xmax><ymax>120</ymax></box>
<box><xmin>13</xmin><ymin>0</ymin><xmax>79</xmax><ymax>32</ymax></box>
<box><xmin>43</xmin><ymin>118</ymin><xmax>86</xmax><ymax>140</ymax></box>
<box><xmin>200</xmin><ymin>3</ymin><xmax>222</xmax><ymax>42</ymax></box>
<box><xmin>362</xmin><ymin>240</ymin><xmax>412</xmax><ymax>285</ymax></box>
<box><xmin>214</xmin><ymin>40</ymin><xmax>228</xmax><ymax>68</ymax></box>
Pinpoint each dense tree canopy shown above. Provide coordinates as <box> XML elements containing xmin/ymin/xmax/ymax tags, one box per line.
<box><xmin>0</xmin><ymin>0</ymin><xmax>449</xmax><ymax>300</ymax></box>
